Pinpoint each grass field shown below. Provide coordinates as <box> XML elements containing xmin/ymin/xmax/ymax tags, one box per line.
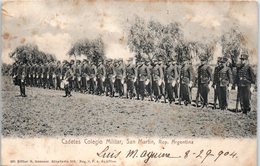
<box><xmin>1</xmin><ymin>76</ymin><xmax>257</xmax><ymax>138</ymax></box>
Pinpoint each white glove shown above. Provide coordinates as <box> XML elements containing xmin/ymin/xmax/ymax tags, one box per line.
<box><xmin>227</xmin><ymin>85</ymin><xmax>232</xmax><ymax>91</ymax></box>
<box><xmin>235</xmin><ymin>86</ymin><xmax>238</xmax><ymax>91</ymax></box>
<box><xmin>121</xmin><ymin>79</ymin><xmax>124</xmax><ymax>84</ymax></box>
<box><xmin>188</xmin><ymin>81</ymin><xmax>193</xmax><ymax>88</ymax></box>
<box><xmin>145</xmin><ymin>79</ymin><xmax>150</xmax><ymax>85</ymax></box>
<box><xmin>250</xmin><ymin>86</ymin><xmax>254</xmax><ymax>93</ymax></box>
<box><xmin>102</xmin><ymin>77</ymin><xmax>105</xmax><ymax>82</ymax></box>
<box><xmin>158</xmin><ymin>79</ymin><xmax>162</xmax><ymax>86</ymax></box>
<box><xmin>93</xmin><ymin>77</ymin><xmax>96</xmax><ymax>82</ymax></box>
<box><xmin>172</xmin><ymin>80</ymin><xmax>176</xmax><ymax>87</ymax></box>
<box><xmin>133</xmin><ymin>77</ymin><xmax>137</xmax><ymax>83</ymax></box>
<box><xmin>208</xmin><ymin>81</ymin><xmax>213</xmax><ymax>88</ymax></box>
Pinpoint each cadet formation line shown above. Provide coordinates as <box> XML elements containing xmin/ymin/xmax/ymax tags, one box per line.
<box><xmin>11</xmin><ymin>50</ymin><xmax>255</xmax><ymax>115</ymax></box>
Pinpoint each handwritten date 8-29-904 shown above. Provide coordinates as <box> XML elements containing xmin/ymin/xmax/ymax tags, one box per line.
<box><xmin>96</xmin><ymin>146</ymin><xmax>238</xmax><ymax>164</ymax></box>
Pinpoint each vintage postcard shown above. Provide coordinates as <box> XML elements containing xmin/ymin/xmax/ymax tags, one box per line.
<box><xmin>1</xmin><ymin>0</ymin><xmax>258</xmax><ymax>166</ymax></box>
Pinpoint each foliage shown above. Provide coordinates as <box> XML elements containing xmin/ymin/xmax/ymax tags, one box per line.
<box><xmin>68</xmin><ymin>37</ymin><xmax>105</xmax><ymax>65</ymax></box>
<box><xmin>9</xmin><ymin>44</ymin><xmax>56</xmax><ymax>64</ymax></box>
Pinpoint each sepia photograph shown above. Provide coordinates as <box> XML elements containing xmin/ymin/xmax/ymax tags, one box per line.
<box><xmin>1</xmin><ymin>0</ymin><xmax>258</xmax><ymax>165</ymax></box>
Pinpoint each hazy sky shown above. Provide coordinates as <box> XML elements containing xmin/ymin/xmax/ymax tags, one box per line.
<box><xmin>2</xmin><ymin>0</ymin><xmax>258</xmax><ymax>64</ymax></box>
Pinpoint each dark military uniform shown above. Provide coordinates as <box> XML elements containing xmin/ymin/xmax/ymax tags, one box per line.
<box><xmin>212</xmin><ymin>57</ymin><xmax>222</xmax><ymax>109</ymax></box>
<box><xmin>145</xmin><ymin>60</ymin><xmax>153</xmax><ymax>100</ymax></box>
<box><xmin>197</xmin><ymin>60</ymin><xmax>213</xmax><ymax>107</ymax></box>
<box><xmin>125</xmin><ymin>59</ymin><xmax>137</xmax><ymax>99</ymax></box>
<box><xmin>36</xmin><ymin>63</ymin><xmax>43</xmax><ymax>87</ymax></box>
<box><xmin>218</xmin><ymin>58</ymin><xmax>233</xmax><ymax>110</ymax></box>
<box><xmin>96</xmin><ymin>61</ymin><xmax>106</xmax><ymax>95</ymax></box>
<box><xmin>42</xmin><ymin>63</ymin><xmax>48</xmax><ymax>88</ymax></box>
<box><xmin>63</xmin><ymin>65</ymin><xmax>73</xmax><ymax>97</ymax></box>
<box><xmin>137</xmin><ymin>62</ymin><xmax>150</xmax><ymax>100</ymax></box>
<box><xmin>54</xmin><ymin>62</ymin><xmax>62</xmax><ymax>90</ymax></box>
<box><xmin>11</xmin><ymin>62</ymin><xmax>19</xmax><ymax>86</ymax></box>
<box><xmin>105</xmin><ymin>60</ymin><xmax>116</xmax><ymax>97</ymax></box>
<box><xmin>114</xmin><ymin>60</ymin><xmax>125</xmax><ymax>97</ymax></box>
<box><xmin>25</xmin><ymin>63</ymin><xmax>31</xmax><ymax>86</ymax></box>
<box><xmin>74</xmin><ymin>62</ymin><xmax>82</xmax><ymax>92</ymax></box>
<box><xmin>165</xmin><ymin>61</ymin><xmax>179</xmax><ymax>104</ymax></box>
<box><xmin>88</xmin><ymin>63</ymin><xmax>97</xmax><ymax>94</ymax></box>
<box><xmin>81</xmin><ymin>60</ymin><xmax>89</xmax><ymax>93</ymax></box>
<box><xmin>236</xmin><ymin>54</ymin><xmax>256</xmax><ymax>114</ymax></box>
<box><xmin>47</xmin><ymin>62</ymin><xmax>55</xmax><ymax>89</ymax></box>
<box><xmin>180</xmin><ymin>61</ymin><xmax>194</xmax><ymax>105</ymax></box>
<box><xmin>151</xmin><ymin>62</ymin><xmax>163</xmax><ymax>101</ymax></box>
<box><xmin>17</xmin><ymin>62</ymin><xmax>27</xmax><ymax>97</ymax></box>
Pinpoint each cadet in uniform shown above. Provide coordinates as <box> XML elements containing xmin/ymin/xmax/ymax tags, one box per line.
<box><xmin>158</xmin><ymin>58</ymin><xmax>167</xmax><ymax>103</ymax></box>
<box><xmin>180</xmin><ymin>57</ymin><xmax>194</xmax><ymax>105</ymax></box>
<box><xmin>88</xmin><ymin>61</ymin><xmax>97</xmax><ymax>94</ymax></box>
<box><xmin>212</xmin><ymin>57</ymin><xmax>222</xmax><ymax>109</ymax></box>
<box><xmin>165</xmin><ymin>59</ymin><xmax>179</xmax><ymax>104</ymax></box>
<box><xmin>137</xmin><ymin>60</ymin><xmax>150</xmax><ymax>100</ymax></box>
<box><xmin>63</xmin><ymin>63</ymin><xmax>73</xmax><ymax>97</ymax></box>
<box><xmin>81</xmin><ymin>59</ymin><xmax>89</xmax><ymax>93</ymax></box>
<box><xmin>105</xmin><ymin>59</ymin><xmax>116</xmax><ymax>97</ymax></box>
<box><xmin>235</xmin><ymin>51</ymin><xmax>256</xmax><ymax>114</ymax></box>
<box><xmin>114</xmin><ymin>59</ymin><xmax>125</xmax><ymax>97</ymax></box>
<box><xmin>96</xmin><ymin>59</ymin><xmax>106</xmax><ymax>95</ymax></box>
<box><xmin>218</xmin><ymin>57</ymin><xmax>233</xmax><ymax>110</ymax></box>
<box><xmin>42</xmin><ymin>62</ymin><xmax>48</xmax><ymax>89</ymax></box>
<box><xmin>151</xmin><ymin>59</ymin><xmax>163</xmax><ymax>102</ymax></box>
<box><xmin>197</xmin><ymin>56</ymin><xmax>213</xmax><ymax>107</ymax></box>
<box><xmin>17</xmin><ymin>61</ymin><xmax>27</xmax><ymax>97</ymax></box>
<box><xmin>54</xmin><ymin>61</ymin><xmax>62</xmax><ymax>90</ymax></box>
<box><xmin>145</xmin><ymin>59</ymin><xmax>153</xmax><ymax>101</ymax></box>
<box><xmin>74</xmin><ymin>60</ymin><xmax>82</xmax><ymax>92</ymax></box>
<box><xmin>125</xmin><ymin>57</ymin><xmax>137</xmax><ymax>99</ymax></box>
<box><xmin>11</xmin><ymin>61</ymin><xmax>19</xmax><ymax>86</ymax></box>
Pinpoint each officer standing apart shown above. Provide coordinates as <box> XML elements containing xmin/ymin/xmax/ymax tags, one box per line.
<box><xmin>235</xmin><ymin>51</ymin><xmax>256</xmax><ymax>114</ymax></box>
<box><xmin>17</xmin><ymin>61</ymin><xmax>27</xmax><ymax>97</ymax></box>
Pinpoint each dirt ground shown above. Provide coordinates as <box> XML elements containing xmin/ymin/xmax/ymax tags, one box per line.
<box><xmin>1</xmin><ymin>76</ymin><xmax>257</xmax><ymax>138</ymax></box>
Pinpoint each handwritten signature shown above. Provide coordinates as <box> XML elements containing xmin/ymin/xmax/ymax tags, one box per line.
<box><xmin>97</xmin><ymin>146</ymin><xmax>238</xmax><ymax>164</ymax></box>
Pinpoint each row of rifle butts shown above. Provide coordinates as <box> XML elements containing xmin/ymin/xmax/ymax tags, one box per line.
<box><xmin>11</xmin><ymin>50</ymin><xmax>256</xmax><ymax>115</ymax></box>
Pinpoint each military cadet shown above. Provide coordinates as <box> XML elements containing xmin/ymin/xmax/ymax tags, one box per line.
<box><xmin>114</xmin><ymin>59</ymin><xmax>125</xmax><ymax>97</ymax></box>
<box><xmin>36</xmin><ymin>62</ymin><xmax>43</xmax><ymax>87</ymax></box>
<box><xmin>218</xmin><ymin>57</ymin><xmax>233</xmax><ymax>110</ymax></box>
<box><xmin>11</xmin><ymin>61</ymin><xmax>19</xmax><ymax>86</ymax></box>
<box><xmin>25</xmin><ymin>62</ymin><xmax>31</xmax><ymax>86</ymax></box>
<box><xmin>61</xmin><ymin>60</ymin><xmax>68</xmax><ymax>83</ymax></box>
<box><xmin>74</xmin><ymin>60</ymin><xmax>82</xmax><ymax>92</ymax></box>
<box><xmin>125</xmin><ymin>57</ymin><xmax>137</xmax><ymax>99</ymax></box>
<box><xmin>145</xmin><ymin>59</ymin><xmax>153</xmax><ymax>101</ymax></box>
<box><xmin>197</xmin><ymin>56</ymin><xmax>213</xmax><ymax>108</ymax></box>
<box><xmin>54</xmin><ymin>61</ymin><xmax>62</xmax><ymax>90</ymax></box>
<box><xmin>179</xmin><ymin>57</ymin><xmax>194</xmax><ymax>105</ymax></box>
<box><xmin>165</xmin><ymin>58</ymin><xmax>179</xmax><ymax>104</ymax></box>
<box><xmin>151</xmin><ymin>59</ymin><xmax>164</xmax><ymax>102</ymax></box>
<box><xmin>212</xmin><ymin>57</ymin><xmax>222</xmax><ymax>109</ymax></box>
<box><xmin>235</xmin><ymin>51</ymin><xmax>256</xmax><ymax>114</ymax></box>
<box><xmin>47</xmin><ymin>61</ymin><xmax>55</xmax><ymax>89</ymax></box>
<box><xmin>30</xmin><ymin>61</ymin><xmax>36</xmax><ymax>87</ymax></box>
<box><xmin>81</xmin><ymin>59</ymin><xmax>89</xmax><ymax>93</ymax></box>
<box><xmin>42</xmin><ymin>62</ymin><xmax>49</xmax><ymax>89</ymax></box>
<box><xmin>17</xmin><ymin>61</ymin><xmax>27</xmax><ymax>97</ymax></box>
<box><xmin>105</xmin><ymin>59</ymin><xmax>116</xmax><ymax>97</ymax></box>
<box><xmin>63</xmin><ymin>63</ymin><xmax>73</xmax><ymax>97</ymax></box>
<box><xmin>137</xmin><ymin>59</ymin><xmax>150</xmax><ymax>100</ymax></box>
<box><xmin>158</xmin><ymin>58</ymin><xmax>167</xmax><ymax>103</ymax></box>
<box><xmin>88</xmin><ymin>60</ymin><xmax>97</xmax><ymax>94</ymax></box>
<box><xmin>96</xmin><ymin>59</ymin><xmax>106</xmax><ymax>95</ymax></box>
<box><xmin>69</xmin><ymin>60</ymin><xmax>76</xmax><ymax>91</ymax></box>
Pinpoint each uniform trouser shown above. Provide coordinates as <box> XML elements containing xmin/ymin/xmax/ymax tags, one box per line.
<box><xmin>88</xmin><ymin>78</ymin><xmax>96</xmax><ymax>94</ymax></box>
<box><xmin>174</xmin><ymin>83</ymin><xmax>179</xmax><ymax>98</ymax></box>
<box><xmin>106</xmin><ymin>78</ymin><xmax>115</xmax><ymax>96</ymax></box>
<box><xmin>160</xmin><ymin>83</ymin><xmax>165</xmax><ymax>96</ymax></box>
<box><xmin>81</xmin><ymin>77</ymin><xmax>87</xmax><ymax>91</ymax></box>
<box><xmin>64</xmin><ymin>79</ymin><xmax>72</xmax><ymax>96</ymax></box>
<box><xmin>138</xmin><ymin>81</ymin><xmax>145</xmax><ymax>100</ymax></box>
<box><xmin>166</xmin><ymin>83</ymin><xmax>175</xmax><ymax>102</ymax></box>
<box><xmin>219</xmin><ymin>86</ymin><xmax>228</xmax><ymax>109</ymax></box>
<box><xmin>146</xmin><ymin>82</ymin><xmax>152</xmax><ymax>97</ymax></box>
<box><xmin>198</xmin><ymin>83</ymin><xmax>210</xmax><ymax>106</ymax></box>
<box><xmin>18</xmin><ymin>79</ymin><xmax>26</xmax><ymax>96</ymax></box>
<box><xmin>213</xmin><ymin>85</ymin><xmax>220</xmax><ymax>107</ymax></box>
<box><xmin>180</xmin><ymin>83</ymin><xmax>191</xmax><ymax>103</ymax></box>
<box><xmin>115</xmin><ymin>79</ymin><xmax>123</xmax><ymax>96</ymax></box>
<box><xmin>96</xmin><ymin>78</ymin><xmax>104</xmax><ymax>94</ymax></box>
<box><xmin>56</xmin><ymin>76</ymin><xmax>61</xmax><ymax>89</ymax></box>
<box><xmin>152</xmin><ymin>81</ymin><xmax>161</xmax><ymax>97</ymax></box>
<box><xmin>75</xmin><ymin>77</ymin><xmax>81</xmax><ymax>91</ymax></box>
<box><xmin>126</xmin><ymin>79</ymin><xmax>135</xmax><ymax>98</ymax></box>
<box><xmin>238</xmin><ymin>86</ymin><xmax>251</xmax><ymax>113</ymax></box>
<box><xmin>42</xmin><ymin>77</ymin><xmax>47</xmax><ymax>88</ymax></box>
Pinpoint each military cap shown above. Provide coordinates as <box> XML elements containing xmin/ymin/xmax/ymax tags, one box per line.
<box><xmin>217</xmin><ymin>57</ymin><xmax>222</xmax><ymax>62</ymax></box>
<box><xmin>240</xmin><ymin>50</ymin><xmax>249</xmax><ymax>60</ymax></box>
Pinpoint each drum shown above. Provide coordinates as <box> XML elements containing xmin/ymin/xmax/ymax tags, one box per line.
<box><xmin>60</xmin><ymin>80</ymin><xmax>69</xmax><ymax>89</ymax></box>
